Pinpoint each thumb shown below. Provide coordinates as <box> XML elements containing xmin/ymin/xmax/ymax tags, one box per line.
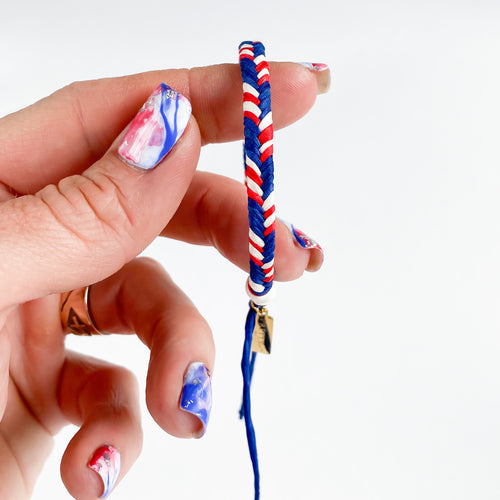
<box><xmin>0</xmin><ymin>83</ymin><xmax>199</xmax><ymax>309</ymax></box>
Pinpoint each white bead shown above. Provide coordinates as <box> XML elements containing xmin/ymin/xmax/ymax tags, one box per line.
<box><xmin>245</xmin><ymin>278</ymin><xmax>276</xmax><ymax>306</ymax></box>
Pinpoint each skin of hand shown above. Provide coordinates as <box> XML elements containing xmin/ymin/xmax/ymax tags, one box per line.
<box><xmin>0</xmin><ymin>62</ymin><xmax>327</xmax><ymax>499</ymax></box>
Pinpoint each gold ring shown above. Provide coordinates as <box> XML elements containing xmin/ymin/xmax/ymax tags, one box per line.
<box><xmin>60</xmin><ymin>286</ymin><xmax>108</xmax><ymax>336</ymax></box>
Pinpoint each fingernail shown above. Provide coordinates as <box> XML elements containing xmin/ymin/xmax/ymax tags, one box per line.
<box><xmin>179</xmin><ymin>362</ymin><xmax>212</xmax><ymax>438</ymax></box>
<box><xmin>118</xmin><ymin>83</ymin><xmax>192</xmax><ymax>170</ymax></box>
<box><xmin>88</xmin><ymin>445</ymin><xmax>121</xmax><ymax>498</ymax></box>
<box><xmin>299</xmin><ymin>62</ymin><xmax>331</xmax><ymax>94</ymax></box>
<box><xmin>281</xmin><ymin>219</ymin><xmax>324</xmax><ymax>271</ymax></box>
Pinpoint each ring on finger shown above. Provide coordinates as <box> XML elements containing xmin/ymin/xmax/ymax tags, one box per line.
<box><xmin>60</xmin><ymin>286</ymin><xmax>108</xmax><ymax>336</ymax></box>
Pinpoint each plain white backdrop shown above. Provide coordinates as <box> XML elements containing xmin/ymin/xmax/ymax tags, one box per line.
<box><xmin>2</xmin><ymin>0</ymin><xmax>500</xmax><ymax>499</ymax></box>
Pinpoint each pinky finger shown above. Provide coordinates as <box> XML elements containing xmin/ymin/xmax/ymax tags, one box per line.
<box><xmin>58</xmin><ymin>352</ymin><xmax>142</xmax><ymax>499</ymax></box>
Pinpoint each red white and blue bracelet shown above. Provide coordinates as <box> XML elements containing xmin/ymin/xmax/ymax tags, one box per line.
<box><xmin>238</xmin><ymin>40</ymin><xmax>276</xmax><ymax>500</ymax></box>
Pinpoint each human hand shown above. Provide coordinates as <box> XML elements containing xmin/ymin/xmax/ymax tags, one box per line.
<box><xmin>0</xmin><ymin>62</ymin><xmax>328</xmax><ymax>499</ymax></box>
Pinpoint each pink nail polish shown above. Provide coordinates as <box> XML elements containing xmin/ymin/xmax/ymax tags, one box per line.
<box><xmin>118</xmin><ymin>83</ymin><xmax>191</xmax><ymax>170</ymax></box>
<box><xmin>88</xmin><ymin>445</ymin><xmax>121</xmax><ymax>498</ymax></box>
<box><xmin>300</xmin><ymin>62</ymin><xmax>329</xmax><ymax>72</ymax></box>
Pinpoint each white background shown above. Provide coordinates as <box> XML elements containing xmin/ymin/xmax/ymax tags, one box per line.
<box><xmin>2</xmin><ymin>0</ymin><xmax>500</xmax><ymax>499</ymax></box>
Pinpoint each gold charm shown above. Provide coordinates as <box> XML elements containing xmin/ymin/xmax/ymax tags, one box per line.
<box><xmin>250</xmin><ymin>304</ymin><xmax>274</xmax><ymax>354</ymax></box>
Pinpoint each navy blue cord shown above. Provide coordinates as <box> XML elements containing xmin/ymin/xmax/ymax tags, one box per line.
<box><xmin>241</xmin><ymin>306</ymin><xmax>260</xmax><ymax>499</ymax></box>
<box><xmin>239</xmin><ymin>351</ymin><xmax>257</xmax><ymax>420</ymax></box>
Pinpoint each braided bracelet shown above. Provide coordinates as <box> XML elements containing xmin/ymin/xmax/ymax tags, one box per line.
<box><xmin>238</xmin><ymin>40</ymin><xmax>276</xmax><ymax>500</ymax></box>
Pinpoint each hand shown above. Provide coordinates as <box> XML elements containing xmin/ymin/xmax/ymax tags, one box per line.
<box><xmin>0</xmin><ymin>62</ymin><xmax>327</xmax><ymax>499</ymax></box>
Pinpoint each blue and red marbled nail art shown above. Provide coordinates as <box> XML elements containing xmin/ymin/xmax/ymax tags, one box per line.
<box><xmin>282</xmin><ymin>220</ymin><xmax>323</xmax><ymax>252</ymax></box>
<box><xmin>180</xmin><ymin>362</ymin><xmax>212</xmax><ymax>437</ymax></box>
<box><xmin>88</xmin><ymin>445</ymin><xmax>121</xmax><ymax>498</ymax></box>
<box><xmin>118</xmin><ymin>83</ymin><xmax>191</xmax><ymax>170</ymax></box>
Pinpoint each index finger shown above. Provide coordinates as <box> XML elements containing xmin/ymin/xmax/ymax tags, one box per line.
<box><xmin>0</xmin><ymin>63</ymin><xmax>329</xmax><ymax>194</ymax></box>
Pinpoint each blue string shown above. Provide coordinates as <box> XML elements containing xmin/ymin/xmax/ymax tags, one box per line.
<box><xmin>239</xmin><ymin>351</ymin><xmax>257</xmax><ymax>420</ymax></box>
<box><xmin>241</xmin><ymin>305</ymin><xmax>260</xmax><ymax>500</ymax></box>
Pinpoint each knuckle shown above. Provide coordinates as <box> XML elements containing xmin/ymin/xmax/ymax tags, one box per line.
<box><xmin>38</xmin><ymin>172</ymin><xmax>135</xmax><ymax>256</ymax></box>
<box><xmin>79</xmin><ymin>170</ymin><xmax>135</xmax><ymax>239</ymax></box>
<box><xmin>58</xmin><ymin>80</ymin><xmax>99</xmax><ymax>102</ymax></box>
<box><xmin>61</xmin><ymin>80</ymin><xmax>83</xmax><ymax>96</ymax></box>
<box><xmin>128</xmin><ymin>256</ymin><xmax>166</xmax><ymax>275</ymax></box>
<box><xmin>56</xmin><ymin>81</ymin><xmax>104</xmax><ymax>160</ymax></box>
<box><xmin>89</xmin><ymin>366</ymin><xmax>140</xmax><ymax>417</ymax></box>
<box><xmin>55</xmin><ymin>81</ymin><xmax>87</xmax><ymax>110</ymax></box>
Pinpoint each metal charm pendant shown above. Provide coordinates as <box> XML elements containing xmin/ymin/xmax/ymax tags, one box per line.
<box><xmin>250</xmin><ymin>305</ymin><xmax>274</xmax><ymax>354</ymax></box>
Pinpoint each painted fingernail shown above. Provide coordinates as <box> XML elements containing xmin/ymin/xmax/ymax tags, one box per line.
<box><xmin>180</xmin><ymin>362</ymin><xmax>212</xmax><ymax>438</ymax></box>
<box><xmin>118</xmin><ymin>83</ymin><xmax>192</xmax><ymax>170</ymax></box>
<box><xmin>299</xmin><ymin>62</ymin><xmax>331</xmax><ymax>94</ymax></box>
<box><xmin>88</xmin><ymin>445</ymin><xmax>121</xmax><ymax>498</ymax></box>
<box><xmin>281</xmin><ymin>219</ymin><xmax>324</xmax><ymax>271</ymax></box>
